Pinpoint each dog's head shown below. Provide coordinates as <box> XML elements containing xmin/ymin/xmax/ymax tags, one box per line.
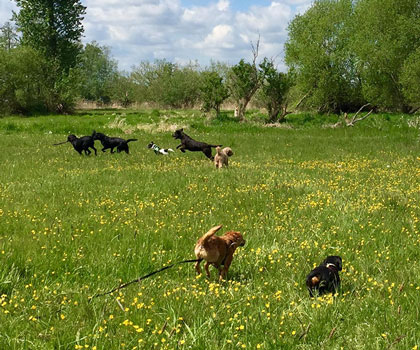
<box><xmin>225</xmin><ymin>231</ymin><xmax>246</xmax><ymax>248</ymax></box>
<box><xmin>67</xmin><ymin>134</ymin><xmax>77</xmax><ymax>142</ymax></box>
<box><xmin>147</xmin><ymin>141</ymin><xmax>155</xmax><ymax>149</ymax></box>
<box><xmin>222</xmin><ymin>147</ymin><xmax>233</xmax><ymax>157</ymax></box>
<box><xmin>172</xmin><ymin>128</ymin><xmax>184</xmax><ymax>140</ymax></box>
<box><xmin>216</xmin><ymin>146</ymin><xmax>222</xmax><ymax>154</ymax></box>
<box><xmin>323</xmin><ymin>256</ymin><xmax>342</xmax><ymax>271</ymax></box>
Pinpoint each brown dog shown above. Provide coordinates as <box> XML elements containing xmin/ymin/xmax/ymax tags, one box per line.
<box><xmin>214</xmin><ymin>146</ymin><xmax>233</xmax><ymax>169</ymax></box>
<box><xmin>194</xmin><ymin>225</ymin><xmax>245</xmax><ymax>280</ymax></box>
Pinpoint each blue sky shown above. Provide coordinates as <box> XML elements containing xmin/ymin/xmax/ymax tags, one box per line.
<box><xmin>1</xmin><ymin>0</ymin><xmax>313</xmax><ymax>71</ymax></box>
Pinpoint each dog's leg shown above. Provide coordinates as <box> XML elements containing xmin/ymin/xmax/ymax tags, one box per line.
<box><xmin>195</xmin><ymin>260</ymin><xmax>202</xmax><ymax>275</ymax></box>
<box><xmin>176</xmin><ymin>144</ymin><xmax>182</xmax><ymax>149</ymax></box>
<box><xmin>203</xmin><ymin>148</ymin><xmax>213</xmax><ymax>160</ymax></box>
<box><xmin>204</xmin><ymin>262</ymin><xmax>211</xmax><ymax>278</ymax></box>
<box><xmin>110</xmin><ymin>148</ymin><xmax>115</xmax><ymax>154</ymax></box>
<box><xmin>220</xmin><ymin>251</ymin><xmax>235</xmax><ymax>280</ymax></box>
<box><xmin>102</xmin><ymin>147</ymin><xmax>107</xmax><ymax>152</ymax></box>
<box><xmin>92</xmin><ymin>146</ymin><xmax>97</xmax><ymax>156</ymax></box>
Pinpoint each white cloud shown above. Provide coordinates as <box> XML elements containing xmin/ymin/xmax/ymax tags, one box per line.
<box><xmin>0</xmin><ymin>0</ymin><xmax>17</xmax><ymax>25</ymax></box>
<box><xmin>1</xmin><ymin>0</ymin><xmax>315</xmax><ymax>71</ymax></box>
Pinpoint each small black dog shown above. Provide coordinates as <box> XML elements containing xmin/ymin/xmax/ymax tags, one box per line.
<box><xmin>92</xmin><ymin>131</ymin><xmax>137</xmax><ymax>154</ymax></box>
<box><xmin>54</xmin><ymin>133</ymin><xmax>97</xmax><ymax>155</ymax></box>
<box><xmin>172</xmin><ymin>128</ymin><xmax>220</xmax><ymax>160</ymax></box>
<box><xmin>306</xmin><ymin>256</ymin><xmax>342</xmax><ymax>297</ymax></box>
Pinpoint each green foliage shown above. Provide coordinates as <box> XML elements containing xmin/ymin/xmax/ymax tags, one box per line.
<box><xmin>199</xmin><ymin>71</ymin><xmax>229</xmax><ymax>116</ymax></box>
<box><xmin>79</xmin><ymin>41</ymin><xmax>118</xmax><ymax>104</ymax></box>
<box><xmin>285</xmin><ymin>0</ymin><xmax>420</xmax><ymax>113</ymax></box>
<box><xmin>108</xmin><ymin>74</ymin><xmax>136</xmax><ymax>108</ymax></box>
<box><xmin>227</xmin><ymin>59</ymin><xmax>260</xmax><ymax>120</ymax></box>
<box><xmin>352</xmin><ymin>0</ymin><xmax>420</xmax><ymax>111</ymax></box>
<box><xmin>0</xmin><ymin>22</ymin><xmax>19</xmax><ymax>50</ymax></box>
<box><xmin>400</xmin><ymin>47</ymin><xmax>420</xmax><ymax>109</ymax></box>
<box><xmin>0</xmin><ymin>46</ymin><xmax>82</xmax><ymax>115</ymax></box>
<box><xmin>13</xmin><ymin>0</ymin><xmax>86</xmax><ymax>71</ymax></box>
<box><xmin>0</xmin><ymin>47</ymin><xmax>47</xmax><ymax>114</ymax></box>
<box><xmin>131</xmin><ymin>60</ymin><xmax>201</xmax><ymax>108</ymax></box>
<box><xmin>285</xmin><ymin>0</ymin><xmax>364</xmax><ymax>113</ymax></box>
<box><xmin>257</xmin><ymin>58</ymin><xmax>293</xmax><ymax>123</ymax></box>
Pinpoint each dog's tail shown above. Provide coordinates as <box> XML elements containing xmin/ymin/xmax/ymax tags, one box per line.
<box><xmin>126</xmin><ymin>139</ymin><xmax>138</xmax><ymax>143</ymax></box>
<box><xmin>53</xmin><ymin>141</ymin><xmax>68</xmax><ymax>146</ymax></box>
<box><xmin>166</xmin><ymin>148</ymin><xmax>174</xmax><ymax>152</ymax></box>
<box><xmin>201</xmin><ymin>225</ymin><xmax>223</xmax><ymax>244</ymax></box>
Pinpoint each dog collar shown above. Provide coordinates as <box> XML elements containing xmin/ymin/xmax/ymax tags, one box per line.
<box><xmin>326</xmin><ymin>263</ymin><xmax>338</xmax><ymax>271</ymax></box>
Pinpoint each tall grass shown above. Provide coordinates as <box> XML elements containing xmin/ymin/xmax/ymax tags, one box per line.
<box><xmin>0</xmin><ymin>111</ymin><xmax>419</xmax><ymax>349</ymax></box>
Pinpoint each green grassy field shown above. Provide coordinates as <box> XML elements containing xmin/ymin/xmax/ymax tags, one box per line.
<box><xmin>0</xmin><ymin>110</ymin><xmax>419</xmax><ymax>350</ymax></box>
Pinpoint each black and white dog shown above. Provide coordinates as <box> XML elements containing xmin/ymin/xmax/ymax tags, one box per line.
<box><xmin>147</xmin><ymin>141</ymin><xmax>174</xmax><ymax>155</ymax></box>
<box><xmin>306</xmin><ymin>256</ymin><xmax>342</xmax><ymax>297</ymax></box>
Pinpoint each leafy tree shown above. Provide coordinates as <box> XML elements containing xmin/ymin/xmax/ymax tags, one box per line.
<box><xmin>227</xmin><ymin>58</ymin><xmax>260</xmax><ymax>121</ymax></box>
<box><xmin>352</xmin><ymin>0</ymin><xmax>420</xmax><ymax>112</ymax></box>
<box><xmin>0</xmin><ymin>22</ymin><xmax>19</xmax><ymax>50</ymax></box>
<box><xmin>0</xmin><ymin>47</ymin><xmax>47</xmax><ymax>114</ymax></box>
<box><xmin>79</xmin><ymin>42</ymin><xmax>118</xmax><ymax>104</ymax></box>
<box><xmin>13</xmin><ymin>0</ymin><xmax>86</xmax><ymax>71</ymax></box>
<box><xmin>400</xmin><ymin>47</ymin><xmax>420</xmax><ymax>111</ymax></box>
<box><xmin>199</xmin><ymin>71</ymin><xmax>229</xmax><ymax>117</ymax></box>
<box><xmin>131</xmin><ymin>60</ymin><xmax>201</xmax><ymax>108</ymax></box>
<box><xmin>12</xmin><ymin>0</ymin><xmax>86</xmax><ymax>113</ymax></box>
<box><xmin>257</xmin><ymin>58</ymin><xmax>292</xmax><ymax>123</ymax></box>
<box><xmin>108</xmin><ymin>74</ymin><xmax>135</xmax><ymax>108</ymax></box>
<box><xmin>285</xmin><ymin>0</ymin><xmax>364</xmax><ymax>113</ymax></box>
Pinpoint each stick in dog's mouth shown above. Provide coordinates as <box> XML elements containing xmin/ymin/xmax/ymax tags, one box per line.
<box><xmin>53</xmin><ymin>141</ymin><xmax>69</xmax><ymax>146</ymax></box>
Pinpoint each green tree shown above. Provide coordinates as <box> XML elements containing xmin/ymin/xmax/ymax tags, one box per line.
<box><xmin>285</xmin><ymin>0</ymin><xmax>364</xmax><ymax>113</ymax></box>
<box><xmin>400</xmin><ymin>47</ymin><xmax>420</xmax><ymax>111</ymax></box>
<box><xmin>12</xmin><ymin>0</ymin><xmax>86</xmax><ymax>113</ymax></box>
<box><xmin>352</xmin><ymin>0</ymin><xmax>420</xmax><ymax>112</ymax></box>
<box><xmin>0</xmin><ymin>47</ymin><xmax>47</xmax><ymax>114</ymax></box>
<box><xmin>257</xmin><ymin>58</ymin><xmax>292</xmax><ymax>123</ymax></box>
<box><xmin>108</xmin><ymin>74</ymin><xmax>135</xmax><ymax>108</ymax></box>
<box><xmin>227</xmin><ymin>58</ymin><xmax>260</xmax><ymax>121</ymax></box>
<box><xmin>13</xmin><ymin>0</ymin><xmax>86</xmax><ymax>71</ymax></box>
<box><xmin>131</xmin><ymin>60</ymin><xmax>201</xmax><ymax>108</ymax></box>
<box><xmin>0</xmin><ymin>22</ymin><xmax>19</xmax><ymax>50</ymax></box>
<box><xmin>199</xmin><ymin>71</ymin><xmax>229</xmax><ymax>117</ymax></box>
<box><xmin>79</xmin><ymin>42</ymin><xmax>118</xmax><ymax>104</ymax></box>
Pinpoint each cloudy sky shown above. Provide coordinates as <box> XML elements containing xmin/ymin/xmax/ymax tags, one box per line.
<box><xmin>1</xmin><ymin>0</ymin><xmax>313</xmax><ymax>71</ymax></box>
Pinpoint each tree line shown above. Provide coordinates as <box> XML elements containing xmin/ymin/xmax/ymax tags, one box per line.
<box><xmin>0</xmin><ymin>0</ymin><xmax>419</xmax><ymax>118</ymax></box>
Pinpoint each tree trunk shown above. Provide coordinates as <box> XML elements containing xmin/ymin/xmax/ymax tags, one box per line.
<box><xmin>267</xmin><ymin>107</ymin><xmax>281</xmax><ymax>123</ymax></box>
<box><xmin>237</xmin><ymin>99</ymin><xmax>249</xmax><ymax>122</ymax></box>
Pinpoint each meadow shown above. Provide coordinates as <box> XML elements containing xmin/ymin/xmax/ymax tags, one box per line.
<box><xmin>0</xmin><ymin>110</ymin><xmax>419</xmax><ymax>350</ymax></box>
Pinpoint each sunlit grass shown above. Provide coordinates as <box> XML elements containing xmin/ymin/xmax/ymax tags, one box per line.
<box><xmin>0</xmin><ymin>111</ymin><xmax>419</xmax><ymax>349</ymax></box>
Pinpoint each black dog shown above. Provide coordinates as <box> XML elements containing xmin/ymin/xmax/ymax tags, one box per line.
<box><xmin>306</xmin><ymin>256</ymin><xmax>342</xmax><ymax>297</ymax></box>
<box><xmin>172</xmin><ymin>128</ymin><xmax>220</xmax><ymax>160</ymax></box>
<box><xmin>92</xmin><ymin>131</ymin><xmax>137</xmax><ymax>154</ymax></box>
<box><xmin>54</xmin><ymin>133</ymin><xmax>97</xmax><ymax>155</ymax></box>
